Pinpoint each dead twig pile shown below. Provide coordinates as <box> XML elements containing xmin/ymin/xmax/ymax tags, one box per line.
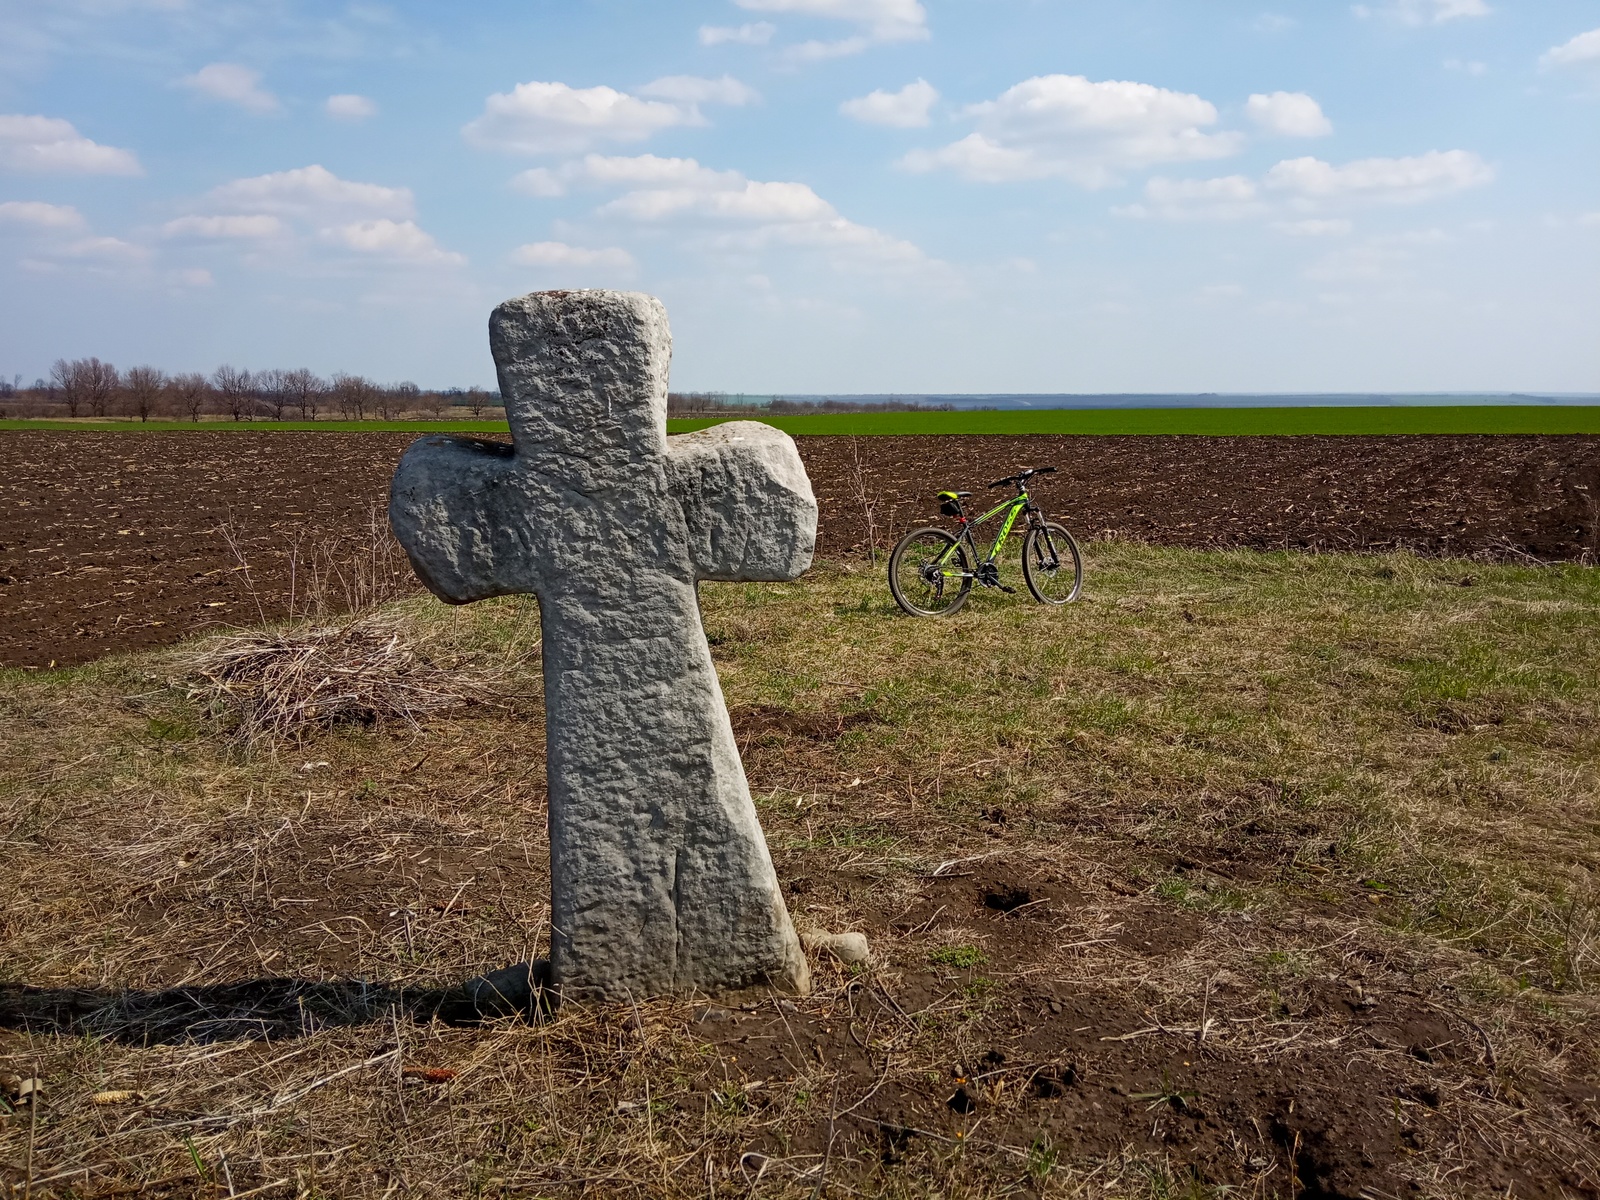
<box><xmin>179</xmin><ymin>615</ymin><xmax>504</xmax><ymax>748</ymax></box>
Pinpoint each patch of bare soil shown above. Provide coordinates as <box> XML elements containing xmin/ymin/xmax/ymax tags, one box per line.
<box><xmin>1</xmin><ymin>431</ymin><xmax>1597</xmax><ymax>670</ymax></box>
<box><xmin>805</xmin><ymin>433</ymin><xmax>1600</xmax><ymax>564</ymax></box>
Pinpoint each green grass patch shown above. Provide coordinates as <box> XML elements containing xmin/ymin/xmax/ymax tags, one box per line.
<box><xmin>930</xmin><ymin>945</ymin><xmax>987</xmax><ymax>969</ymax></box>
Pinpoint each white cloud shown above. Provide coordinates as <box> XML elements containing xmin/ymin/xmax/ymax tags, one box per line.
<box><xmin>511</xmin><ymin>169</ymin><xmax>567</xmax><ymax>198</ymax></box>
<box><xmin>179</xmin><ymin>63</ymin><xmax>280</xmax><ymax>114</ymax></box>
<box><xmin>463</xmin><ymin>81</ymin><xmax>700</xmax><ymax>154</ymax></box>
<box><xmin>1274</xmin><ymin>218</ymin><xmax>1354</xmax><ymax>236</ymax></box>
<box><xmin>1253</xmin><ymin>13</ymin><xmax>1295</xmax><ymax>32</ymax></box>
<box><xmin>202</xmin><ymin>164</ymin><xmax>414</xmax><ymax>220</ymax></box>
<box><xmin>901</xmin><ymin>75</ymin><xmax>1242</xmax><ymax>187</ymax></box>
<box><xmin>1245</xmin><ymin>91</ymin><xmax>1333</xmax><ymax>137</ymax></box>
<box><xmin>543</xmin><ymin>152</ymin><xmax>934</xmax><ymax>272</ymax></box>
<box><xmin>324</xmin><ymin>219</ymin><xmax>464</xmax><ymax>265</ymax></box>
<box><xmin>1265</xmin><ymin>150</ymin><xmax>1493</xmax><ymax>202</ymax></box>
<box><xmin>58</xmin><ymin>235</ymin><xmax>151</xmax><ymax>264</ymax></box>
<box><xmin>19</xmin><ymin>233</ymin><xmax>153</xmax><ymax>279</ymax></box>
<box><xmin>170</xmin><ymin>166</ymin><xmax>461</xmax><ymax>271</ymax></box>
<box><xmin>1122</xmin><ymin>152</ymin><xmax>1488</xmax><ymax>222</ymax></box>
<box><xmin>601</xmin><ymin>178</ymin><xmax>836</xmax><ymax>223</ymax></box>
<box><xmin>0</xmin><ymin>114</ymin><xmax>142</xmax><ymax>175</ymax></box>
<box><xmin>1580</xmin><ymin>212</ymin><xmax>1600</xmax><ymax>228</ymax></box>
<box><xmin>1444</xmin><ymin>58</ymin><xmax>1488</xmax><ymax>75</ymax></box>
<box><xmin>325</xmin><ymin>93</ymin><xmax>379</xmax><ymax>120</ymax></box>
<box><xmin>699</xmin><ymin>21</ymin><xmax>775</xmax><ymax>45</ymax></box>
<box><xmin>637</xmin><ymin>75</ymin><xmax>759</xmax><ymax>106</ymax></box>
<box><xmin>1354</xmin><ymin>0</ymin><xmax>1489</xmax><ymax>25</ymax></box>
<box><xmin>511</xmin><ymin>241</ymin><xmax>635</xmax><ymax>270</ymax></box>
<box><xmin>512</xmin><ymin>153</ymin><xmax>740</xmax><ymax>198</ymax></box>
<box><xmin>0</xmin><ymin>200</ymin><xmax>85</xmax><ymax>229</ymax></box>
<box><xmin>840</xmin><ymin>79</ymin><xmax>938</xmax><ymax>127</ymax></box>
<box><xmin>1541</xmin><ymin>27</ymin><xmax>1600</xmax><ymax>68</ymax></box>
<box><xmin>734</xmin><ymin>0</ymin><xmax>928</xmax><ymax>41</ymax></box>
<box><xmin>1115</xmin><ymin>174</ymin><xmax>1264</xmax><ymax>220</ymax></box>
<box><xmin>170</xmin><ymin>267</ymin><xmax>214</xmax><ymax>287</ymax></box>
<box><xmin>785</xmin><ymin>36</ymin><xmax>873</xmax><ymax>61</ymax></box>
<box><xmin>162</xmin><ymin>214</ymin><xmax>287</xmax><ymax>240</ymax></box>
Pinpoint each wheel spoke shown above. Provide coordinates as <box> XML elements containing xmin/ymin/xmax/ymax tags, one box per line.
<box><xmin>889</xmin><ymin>528</ymin><xmax>972</xmax><ymax>616</ymax></box>
<box><xmin>1022</xmin><ymin>523</ymin><xmax>1082</xmax><ymax>605</ymax></box>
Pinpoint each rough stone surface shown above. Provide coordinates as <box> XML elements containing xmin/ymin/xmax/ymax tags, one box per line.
<box><xmin>801</xmin><ymin>931</ymin><xmax>871</xmax><ymax>966</ymax></box>
<box><xmin>389</xmin><ymin>289</ymin><xmax>816</xmax><ymax>1000</ymax></box>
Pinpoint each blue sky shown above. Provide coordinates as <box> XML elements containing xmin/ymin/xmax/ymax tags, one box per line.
<box><xmin>0</xmin><ymin>0</ymin><xmax>1596</xmax><ymax>393</ymax></box>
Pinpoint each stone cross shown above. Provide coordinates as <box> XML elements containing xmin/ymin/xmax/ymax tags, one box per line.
<box><xmin>389</xmin><ymin>290</ymin><xmax>815</xmax><ymax>1000</ymax></box>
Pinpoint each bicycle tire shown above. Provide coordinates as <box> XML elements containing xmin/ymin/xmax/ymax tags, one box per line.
<box><xmin>888</xmin><ymin>528</ymin><xmax>973</xmax><ymax>617</ymax></box>
<box><xmin>1021</xmin><ymin>522</ymin><xmax>1083</xmax><ymax>605</ymax></box>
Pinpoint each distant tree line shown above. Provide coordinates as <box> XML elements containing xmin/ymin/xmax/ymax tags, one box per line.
<box><xmin>0</xmin><ymin>368</ymin><xmax>952</xmax><ymax>422</ymax></box>
<box><xmin>0</xmin><ymin>359</ymin><xmax>501</xmax><ymax>422</ymax></box>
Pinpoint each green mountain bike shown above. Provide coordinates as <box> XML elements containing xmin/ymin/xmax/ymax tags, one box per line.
<box><xmin>888</xmin><ymin>466</ymin><xmax>1083</xmax><ymax>617</ymax></box>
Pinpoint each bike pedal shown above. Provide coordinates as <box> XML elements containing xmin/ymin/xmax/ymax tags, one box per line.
<box><xmin>999</xmin><ymin>585</ymin><xmax>1017</xmax><ymax>594</ymax></box>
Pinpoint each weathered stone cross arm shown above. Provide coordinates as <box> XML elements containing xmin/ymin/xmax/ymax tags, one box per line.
<box><xmin>666</xmin><ymin>421</ymin><xmax>817</xmax><ymax>583</ymax></box>
<box><xmin>389</xmin><ymin>290</ymin><xmax>816</xmax><ymax>1000</ymax></box>
<box><xmin>389</xmin><ymin>300</ymin><xmax>814</xmax><ymax>599</ymax></box>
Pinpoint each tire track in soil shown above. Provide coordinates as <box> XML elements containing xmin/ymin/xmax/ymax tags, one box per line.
<box><xmin>1</xmin><ymin>430</ymin><xmax>1596</xmax><ymax>669</ymax></box>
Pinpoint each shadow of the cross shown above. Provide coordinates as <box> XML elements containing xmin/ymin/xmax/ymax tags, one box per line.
<box><xmin>0</xmin><ymin>966</ymin><xmax>551</xmax><ymax>1045</ymax></box>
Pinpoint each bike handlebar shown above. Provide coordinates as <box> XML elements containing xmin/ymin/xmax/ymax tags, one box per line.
<box><xmin>987</xmin><ymin>466</ymin><xmax>1058</xmax><ymax>489</ymax></box>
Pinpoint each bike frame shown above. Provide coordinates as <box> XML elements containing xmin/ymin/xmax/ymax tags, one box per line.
<box><xmin>937</xmin><ymin>488</ymin><xmax>1042</xmax><ymax>575</ymax></box>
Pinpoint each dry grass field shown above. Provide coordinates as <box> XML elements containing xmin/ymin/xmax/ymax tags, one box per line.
<box><xmin>2</xmin><ymin>544</ymin><xmax>1598</xmax><ymax>1198</ymax></box>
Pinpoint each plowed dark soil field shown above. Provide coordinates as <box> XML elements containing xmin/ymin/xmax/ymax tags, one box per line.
<box><xmin>2</xmin><ymin>430</ymin><xmax>1596</xmax><ymax>669</ymax></box>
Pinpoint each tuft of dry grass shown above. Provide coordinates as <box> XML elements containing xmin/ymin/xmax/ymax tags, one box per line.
<box><xmin>176</xmin><ymin>614</ymin><xmax>511</xmax><ymax>750</ymax></box>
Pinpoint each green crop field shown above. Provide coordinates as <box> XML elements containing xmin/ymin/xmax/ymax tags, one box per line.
<box><xmin>672</xmin><ymin>404</ymin><xmax>1600</xmax><ymax>437</ymax></box>
<box><xmin>3</xmin><ymin>404</ymin><xmax>1599</xmax><ymax>437</ymax></box>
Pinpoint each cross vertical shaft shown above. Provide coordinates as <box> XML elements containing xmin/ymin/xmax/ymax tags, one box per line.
<box><xmin>389</xmin><ymin>290</ymin><xmax>815</xmax><ymax>998</ymax></box>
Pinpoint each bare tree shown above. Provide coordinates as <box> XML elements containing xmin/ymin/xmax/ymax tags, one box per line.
<box><xmin>213</xmin><ymin>365</ymin><xmax>254</xmax><ymax>421</ymax></box>
<box><xmin>282</xmin><ymin>368</ymin><xmax>325</xmax><ymax>420</ymax></box>
<box><xmin>330</xmin><ymin>372</ymin><xmax>378</xmax><ymax>420</ymax></box>
<box><xmin>378</xmin><ymin>381</ymin><xmax>419</xmax><ymax>421</ymax></box>
<box><xmin>123</xmin><ymin>365</ymin><xmax>165</xmax><ymax>422</ymax></box>
<box><xmin>256</xmin><ymin>368</ymin><xmax>292</xmax><ymax>421</ymax></box>
<box><xmin>168</xmin><ymin>372</ymin><xmax>211</xmax><ymax>422</ymax></box>
<box><xmin>84</xmin><ymin>359</ymin><xmax>118</xmax><ymax>417</ymax></box>
<box><xmin>425</xmin><ymin>388</ymin><xmax>448</xmax><ymax>418</ymax></box>
<box><xmin>50</xmin><ymin>359</ymin><xmax>79</xmax><ymax>417</ymax></box>
<box><xmin>51</xmin><ymin>358</ymin><xmax>119</xmax><ymax>418</ymax></box>
<box><xmin>465</xmin><ymin>386</ymin><xmax>488</xmax><ymax>419</ymax></box>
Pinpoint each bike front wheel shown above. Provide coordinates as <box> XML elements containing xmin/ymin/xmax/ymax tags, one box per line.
<box><xmin>1022</xmin><ymin>522</ymin><xmax>1083</xmax><ymax>605</ymax></box>
<box><xmin>888</xmin><ymin>528</ymin><xmax>973</xmax><ymax>617</ymax></box>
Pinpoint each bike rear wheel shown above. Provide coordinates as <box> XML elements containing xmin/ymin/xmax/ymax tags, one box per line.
<box><xmin>1021</xmin><ymin>522</ymin><xmax>1083</xmax><ymax>605</ymax></box>
<box><xmin>889</xmin><ymin>528</ymin><xmax>972</xmax><ymax>617</ymax></box>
